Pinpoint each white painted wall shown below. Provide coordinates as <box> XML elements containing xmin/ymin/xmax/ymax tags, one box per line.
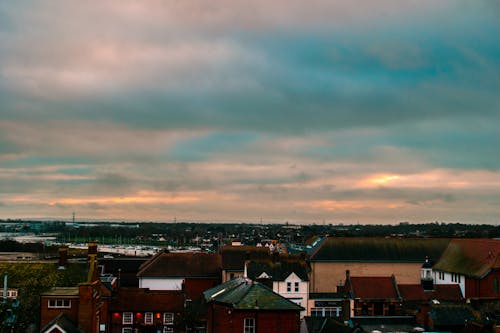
<box><xmin>138</xmin><ymin>277</ymin><xmax>184</xmax><ymax>290</ymax></box>
<box><xmin>433</xmin><ymin>270</ymin><xmax>465</xmax><ymax>297</ymax></box>
<box><xmin>274</xmin><ymin>272</ymin><xmax>309</xmax><ymax>318</ymax></box>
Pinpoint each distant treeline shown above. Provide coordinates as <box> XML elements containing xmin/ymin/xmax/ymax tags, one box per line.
<box><xmin>0</xmin><ymin>239</ymin><xmax>59</xmax><ymax>253</ymax></box>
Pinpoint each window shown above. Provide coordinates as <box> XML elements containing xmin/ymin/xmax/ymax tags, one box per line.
<box><xmin>294</xmin><ymin>282</ymin><xmax>299</xmax><ymax>292</ymax></box>
<box><xmin>287</xmin><ymin>282</ymin><xmax>291</xmax><ymax>292</ymax></box>
<box><xmin>163</xmin><ymin>327</ymin><xmax>174</xmax><ymax>333</ymax></box>
<box><xmin>451</xmin><ymin>273</ymin><xmax>462</xmax><ymax>283</ymax></box>
<box><xmin>48</xmin><ymin>299</ymin><xmax>71</xmax><ymax>308</ymax></box>
<box><xmin>311</xmin><ymin>307</ymin><xmax>342</xmax><ymax>317</ymax></box>
<box><xmin>163</xmin><ymin>312</ymin><xmax>174</xmax><ymax>325</ymax></box>
<box><xmin>122</xmin><ymin>312</ymin><xmax>133</xmax><ymax>325</ymax></box>
<box><xmin>438</xmin><ymin>272</ymin><xmax>445</xmax><ymax>280</ymax></box>
<box><xmin>494</xmin><ymin>278</ymin><xmax>498</xmax><ymax>293</ymax></box>
<box><xmin>122</xmin><ymin>328</ymin><xmax>132</xmax><ymax>333</ymax></box>
<box><xmin>244</xmin><ymin>318</ymin><xmax>255</xmax><ymax>333</ymax></box>
<box><xmin>145</xmin><ymin>312</ymin><xmax>153</xmax><ymax>324</ymax></box>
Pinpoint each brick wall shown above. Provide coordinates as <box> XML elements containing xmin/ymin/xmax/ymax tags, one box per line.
<box><xmin>207</xmin><ymin>303</ymin><xmax>300</xmax><ymax>333</ymax></box>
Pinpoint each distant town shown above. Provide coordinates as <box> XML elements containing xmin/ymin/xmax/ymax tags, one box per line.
<box><xmin>0</xmin><ymin>220</ymin><xmax>499</xmax><ymax>333</ymax></box>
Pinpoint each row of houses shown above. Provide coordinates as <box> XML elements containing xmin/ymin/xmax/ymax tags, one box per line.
<box><xmin>39</xmin><ymin>237</ymin><xmax>500</xmax><ymax>333</ymax></box>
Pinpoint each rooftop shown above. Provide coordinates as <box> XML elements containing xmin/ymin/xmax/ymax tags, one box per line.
<box><xmin>432</xmin><ymin>238</ymin><xmax>500</xmax><ymax>278</ymax></box>
<box><xmin>204</xmin><ymin>277</ymin><xmax>303</xmax><ymax>311</ymax></box>
<box><xmin>398</xmin><ymin>284</ymin><xmax>463</xmax><ymax>301</ymax></box>
<box><xmin>41</xmin><ymin>287</ymin><xmax>79</xmax><ymax>297</ymax></box>
<box><xmin>220</xmin><ymin>245</ymin><xmax>269</xmax><ymax>271</ymax></box>
<box><xmin>137</xmin><ymin>251</ymin><xmax>221</xmax><ymax>278</ymax></box>
<box><xmin>40</xmin><ymin>313</ymin><xmax>83</xmax><ymax>333</ymax></box>
<box><xmin>429</xmin><ymin>304</ymin><xmax>479</xmax><ymax>326</ymax></box>
<box><xmin>348</xmin><ymin>276</ymin><xmax>399</xmax><ymax>299</ymax></box>
<box><xmin>311</xmin><ymin>237</ymin><xmax>450</xmax><ymax>263</ymax></box>
<box><xmin>246</xmin><ymin>255</ymin><xmax>310</xmax><ymax>281</ymax></box>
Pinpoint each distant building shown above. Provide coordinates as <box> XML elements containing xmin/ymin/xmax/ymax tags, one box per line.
<box><xmin>1</xmin><ymin>288</ymin><xmax>18</xmax><ymax>300</ymax></box>
<box><xmin>308</xmin><ymin>237</ymin><xmax>450</xmax><ymax>293</ymax></box>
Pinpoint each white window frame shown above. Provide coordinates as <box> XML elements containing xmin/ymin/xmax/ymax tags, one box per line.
<box><xmin>311</xmin><ymin>307</ymin><xmax>342</xmax><ymax>317</ymax></box>
<box><xmin>122</xmin><ymin>312</ymin><xmax>133</xmax><ymax>325</ymax></box>
<box><xmin>294</xmin><ymin>282</ymin><xmax>299</xmax><ymax>292</ymax></box>
<box><xmin>122</xmin><ymin>328</ymin><xmax>132</xmax><ymax>333</ymax></box>
<box><xmin>163</xmin><ymin>312</ymin><xmax>174</xmax><ymax>325</ymax></box>
<box><xmin>144</xmin><ymin>312</ymin><xmax>153</xmax><ymax>324</ymax></box>
<box><xmin>48</xmin><ymin>299</ymin><xmax>71</xmax><ymax>308</ymax></box>
<box><xmin>286</xmin><ymin>282</ymin><xmax>291</xmax><ymax>292</ymax></box>
<box><xmin>163</xmin><ymin>327</ymin><xmax>174</xmax><ymax>333</ymax></box>
<box><xmin>244</xmin><ymin>317</ymin><xmax>255</xmax><ymax>333</ymax></box>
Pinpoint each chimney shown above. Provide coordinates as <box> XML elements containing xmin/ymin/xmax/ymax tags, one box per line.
<box><xmin>87</xmin><ymin>241</ymin><xmax>99</xmax><ymax>283</ymax></box>
<box><xmin>87</xmin><ymin>241</ymin><xmax>98</xmax><ymax>261</ymax></box>
<box><xmin>58</xmin><ymin>246</ymin><xmax>68</xmax><ymax>269</ymax></box>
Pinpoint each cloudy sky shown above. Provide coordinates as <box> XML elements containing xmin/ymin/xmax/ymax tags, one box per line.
<box><xmin>1</xmin><ymin>1</ymin><xmax>499</xmax><ymax>224</ymax></box>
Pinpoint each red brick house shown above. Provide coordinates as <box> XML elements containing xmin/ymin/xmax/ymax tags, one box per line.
<box><xmin>136</xmin><ymin>250</ymin><xmax>221</xmax><ymax>300</ymax></box>
<box><xmin>433</xmin><ymin>239</ymin><xmax>500</xmax><ymax>298</ymax></box>
<box><xmin>204</xmin><ymin>277</ymin><xmax>303</xmax><ymax>333</ymax></box>
<box><xmin>40</xmin><ymin>244</ymin><xmax>111</xmax><ymax>333</ymax></box>
<box><xmin>108</xmin><ymin>288</ymin><xmax>185</xmax><ymax>333</ymax></box>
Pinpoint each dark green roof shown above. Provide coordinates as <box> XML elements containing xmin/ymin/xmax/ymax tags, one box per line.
<box><xmin>430</xmin><ymin>304</ymin><xmax>478</xmax><ymax>326</ymax></box>
<box><xmin>246</xmin><ymin>259</ymin><xmax>309</xmax><ymax>281</ymax></box>
<box><xmin>204</xmin><ymin>277</ymin><xmax>303</xmax><ymax>311</ymax></box>
<box><xmin>310</xmin><ymin>237</ymin><xmax>450</xmax><ymax>262</ymax></box>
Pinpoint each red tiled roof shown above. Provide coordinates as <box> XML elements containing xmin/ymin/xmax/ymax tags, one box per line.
<box><xmin>398</xmin><ymin>284</ymin><xmax>463</xmax><ymax>301</ymax></box>
<box><xmin>109</xmin><ymin>288</ymin><xmax>185</xmax><ymax>312</ymax></box>
<box><xmin>433</xmin><ymin>239</ymin><xmax>500</xmax><ymax>278</ymax></box>
<box><xmin>348</xmin><ymin>276</ymin><xmax>398</xmax><ymax>299</ymax></box>
<box><xmin>137</xmin><ymin>251</ymin><xmax>221</xmax><ymax>278</ymax></box>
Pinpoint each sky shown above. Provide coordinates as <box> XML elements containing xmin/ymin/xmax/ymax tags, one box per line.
<box><xmin>0</xmin><ymin>1</ymin><xmax>499</xmax><ymax>224</ymax></box>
